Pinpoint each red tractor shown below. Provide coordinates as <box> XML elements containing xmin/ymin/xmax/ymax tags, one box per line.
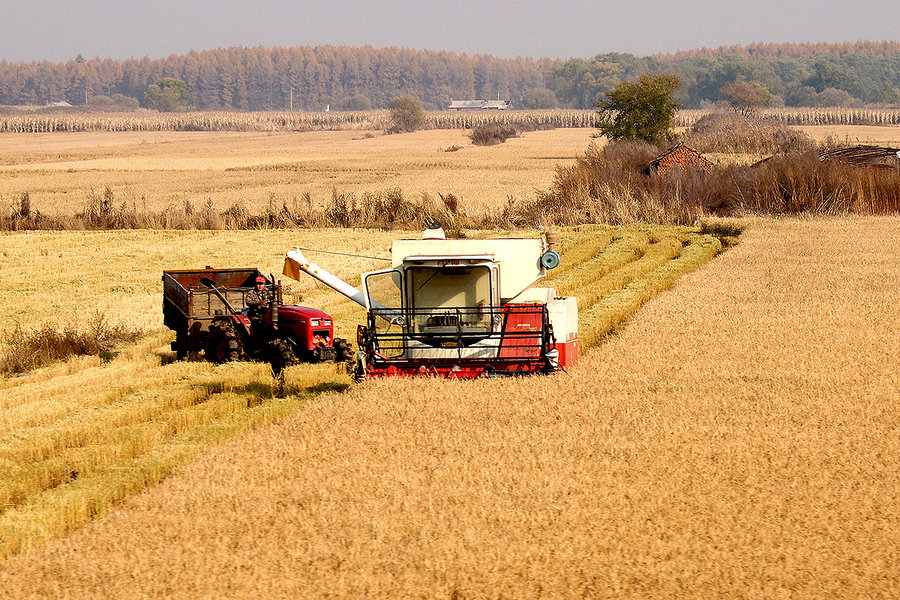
<box><xmin>163</xmin><ymin>268</ymin><xmax>353</xmax><ymax>373</ymax></box>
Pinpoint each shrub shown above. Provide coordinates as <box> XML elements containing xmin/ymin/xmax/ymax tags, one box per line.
<box><xmin>387</xmin><ymin>94</ymin><xmax>425</xmax><ymax>134</ymax></box>
<box><xmin>512</xmin><ymin>140</ymin><xmax>900</xmax><ymax>227</ymax></box>
<box><xmin>521</xmin><ymin>88</ymin><xmax>559</xmax><ymax>109</ymax></box>
<box><xmin>682</xmin><ymin>112</ymin><xmax>814</xmax><ymax>155</ymax></box>
<box><xmin>344</xmin><ymin>94</ymin><xmax>372</xmax><ymax>111</ymax></box>
<box><xmin>469</xmin><ymin>123</ymin><xmax>518</xmax><ymax>146</ymax></box>
<box><xmin>1</xmin><ymin>313</ymin><xmax>143</xmax><ymax>375</ymax></box>
<box><xmin>144</xmin><ymin>78</ymin><xmax>190</xmax><ymax>112</ymax></box>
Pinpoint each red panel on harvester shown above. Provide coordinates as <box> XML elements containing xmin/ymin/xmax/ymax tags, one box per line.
<box><xmin>498</xmin><ymin>304</ymin><xmax>544</xmax><ymax>360</ymax></box>
<box><xmin>557</xmin><ymin>340</ymin><xmax>578</xmax><ymax>367</ymax></box>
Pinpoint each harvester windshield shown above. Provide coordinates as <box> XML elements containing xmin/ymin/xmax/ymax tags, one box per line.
<box><xmin>407</xmin><ymin>265</ymin><xmax>493</xmax><ymax>333</ymax></box>
<box><xmin>409</xmin><ymin>266</ymin><xmax>491</xmax><ymax>310</ymax></box>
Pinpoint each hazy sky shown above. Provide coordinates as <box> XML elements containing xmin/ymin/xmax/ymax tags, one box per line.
<box><xmin>3</xmin><ymin>0</ymin><xmax>898</xmax><ymax>62</ymax></box>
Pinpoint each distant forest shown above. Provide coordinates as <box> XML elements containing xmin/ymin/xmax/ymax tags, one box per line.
<box><xmin>1</xmin><ymin>41</ymin><xmax>899</xmax><ymax>111</ymax></box>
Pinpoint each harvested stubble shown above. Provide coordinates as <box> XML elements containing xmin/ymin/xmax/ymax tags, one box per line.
<box><xmin>1</xmin><ymin>217</ymin><xmax>895</xmax><ymax>598</ymax></box>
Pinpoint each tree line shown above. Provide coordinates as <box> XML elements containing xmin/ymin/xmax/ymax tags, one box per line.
<box><xmin>0</xmin><ymin>41</ymin><xmax>897</xmax><ymax>112</ymax></box>
<box><xmin>551</xmin><ymin>42</ymin><xmax>900</xmax><ymax>109</ymax></box>
<box><xmin>0</xmin><ymin>46</ymin><xmax>552</xmax><ymax>111</ymax></box>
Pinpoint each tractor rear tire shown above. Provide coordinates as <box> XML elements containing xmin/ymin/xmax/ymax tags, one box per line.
<box><xmin>206</xmin><ymin>319</ymin><xmax>242</xmax><ymax>364</ymax></box>
<box><xmin>267</xmin><ymin>338</ymin><xmax>299</xmax><ymax>375</ymax></box>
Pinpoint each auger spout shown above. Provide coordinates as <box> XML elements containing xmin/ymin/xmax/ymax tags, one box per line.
<box><xmin>283</xmin><ymin>248</ymin><xmax>403</xmax><ymax>324</ymax></box>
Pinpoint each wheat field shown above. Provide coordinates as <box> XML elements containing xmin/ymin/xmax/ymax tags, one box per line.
<box><xmin>2</xmin><ymin>117</ymin><xmax>899</xmax><ymax>596</ymax></box>
<box><xmin>0</xmin><ymin>216</ymin><xmax>896</xmax><ymax>598</ymax></box>
<box><xmin>0</xmin><ymin>224</ymin><xmax>721</xmax><ymax>559</ymax></box>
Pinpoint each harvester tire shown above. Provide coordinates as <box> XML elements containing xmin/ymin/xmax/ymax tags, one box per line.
<box><xmin>268</xmin><ymin>338</ymin><xmax>299</xmax><ymax>375</ymax></box>
<box><xmin>206</xmin><ymin>319</ymin><xmax>242</xmax><ymax>364</ymax></box>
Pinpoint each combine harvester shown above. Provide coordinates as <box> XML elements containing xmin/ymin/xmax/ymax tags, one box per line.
<box><xmin>283</xmin><ymin>227</ymin><xmax>578</xmax><ymax>379</ymax></box>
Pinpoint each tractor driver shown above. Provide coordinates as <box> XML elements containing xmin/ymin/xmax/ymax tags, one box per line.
<box><xmin>246</xmin><ymin>276</ymin><xmax>271</xmax><ymax>350</ymax></box>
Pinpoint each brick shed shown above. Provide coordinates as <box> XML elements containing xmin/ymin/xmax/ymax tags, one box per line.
<box><xmin>646</xmin><ymin>143</ymin><xmax>714</xmax><ymax>177</ymax></box>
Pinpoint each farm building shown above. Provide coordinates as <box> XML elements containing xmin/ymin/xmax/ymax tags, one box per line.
<box><xmin>448</xmin><ymin>99</ymin><xmax>511</xmax><ymax>110</ymax></box>
<box><xmin>645</xmin><ymin>143</ymin><xmax>714</xmax><ymax>177</ymax></box>
<box><xmin>818</xmin><ymin>145</ymin><xmax>900</xmax><ymax>169</ymax></box>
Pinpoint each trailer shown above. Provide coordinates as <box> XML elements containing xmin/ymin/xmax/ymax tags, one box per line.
<box><xmin>283</xmin><ymin>228</ymin><xmax>578</xmax><ymax>379</ymax></box>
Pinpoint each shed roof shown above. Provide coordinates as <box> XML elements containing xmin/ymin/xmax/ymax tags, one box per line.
<box><xmin>818</xmin><ymin>145</ymin><xmax>900</xmax><ymax>168</ymax></box>
<box><xmin>448</xmin><ymin>99</ymin><xmax>511</xmax><ymax>110</ymax></box>
<box><xmin>649</xmin><ymin>143</ymin><xmax>712</xmax><ymax>167</ymax></box>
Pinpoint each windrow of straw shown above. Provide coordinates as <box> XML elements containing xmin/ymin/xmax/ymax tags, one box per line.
<box><xmin>577</xmin><ymin>233</ymin><xmax>722</xmax><ymax>348</ymax></box>
<box><xmin>0</xmin><ymin>337</ymin><xmax>351</xmax><ymax>558</ymax></box>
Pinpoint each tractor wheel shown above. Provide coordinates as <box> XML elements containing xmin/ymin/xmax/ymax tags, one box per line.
<box><xmin>267</xmin><ymin>338</ymin><xmax>299</xmax><ymax>375</ymax></box>
<box><xmin>206</xmin><ymin>319</ymin><xmax>242</xmax><ymax>364</ymax></box>
<box><xmin>333</xmin><ymin>338</ymin><xmax>354</xmax><ymax>362</ymax></box>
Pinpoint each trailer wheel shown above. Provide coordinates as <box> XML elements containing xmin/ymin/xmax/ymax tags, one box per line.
<box><xmin>173</xmin><ymin>335</ymin><xmax>188</xmax><ymax>361</ymax></box>
<box><xmin>268</xmin><ymin>338</ymin><xmax>299</xmax><ymax>375</ymax></box>
<box><xmin>206</xmin><ymin>319</ymin><xmax>242</xmax><ymax>363</ymax></box>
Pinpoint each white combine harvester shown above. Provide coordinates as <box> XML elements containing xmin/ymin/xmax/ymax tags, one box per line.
<box><xmin>283</xmin><ymin>227</ymin><xmax>578</xmax><ymax>379</ymax></box>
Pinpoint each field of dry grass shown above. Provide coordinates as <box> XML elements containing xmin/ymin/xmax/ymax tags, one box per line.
<box><xmin>4</xmin><ymin>123</ymin><xmax>899</xmax><ymax>229</ymax></box>
<box><xmin>1</xmin><ymin>216</ymin><xmax>896</xmax><ymax>598</ymax></box>
<box><xmin>0</xmin><ymin>128</ymin><xmax>596</xmax><ymax>218</ymax></box>
<box><xmin>2</xmin><ymin>119</ymin><xmax>898</xmax><ymax>596</ymax></box>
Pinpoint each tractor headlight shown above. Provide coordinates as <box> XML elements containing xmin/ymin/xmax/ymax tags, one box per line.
<box><xmin>310</xmin><ymin>319</ymin><xmax>320</xmax><ymax>326</ymax></box>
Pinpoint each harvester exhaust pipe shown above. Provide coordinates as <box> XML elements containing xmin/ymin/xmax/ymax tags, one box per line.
<box><xmin>268</xmin><ymin>273</ymin><xmax>279</xmax><ymax>330</ymax></box>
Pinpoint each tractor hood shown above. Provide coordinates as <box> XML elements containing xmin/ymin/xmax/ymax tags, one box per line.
<box><xmin>278</xmin><ymin>305</ymin><xmax>332</xmax><ymax>321</ymax></box>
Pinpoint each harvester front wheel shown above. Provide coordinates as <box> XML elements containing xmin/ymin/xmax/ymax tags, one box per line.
<box><xmin>206</xmin><ymin>319</ymin><xmax>242</xmax><ymax>364</ymax></box>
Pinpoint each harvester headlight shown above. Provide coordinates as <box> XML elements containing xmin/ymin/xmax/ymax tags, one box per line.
<box><xmin>310</xmin><ymin>319</ymin><xmax>321</xmax><ymax>326</ymax></box>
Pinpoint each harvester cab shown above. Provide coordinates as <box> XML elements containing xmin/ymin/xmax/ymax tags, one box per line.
<box><xmin>283</xmin><ymin>229</ymin><xmax>578</xmax><ymax>379</ymax></box>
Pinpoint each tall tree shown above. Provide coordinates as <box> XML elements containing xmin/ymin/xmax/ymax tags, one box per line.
<box><xmin>719</xmin><ymin>80</ymin><xmax>773</xmax><ymax>115</ymax></box>
<box><xmin>596</xmin><ymin>73</ymin><xmax>682</xmax><ymax>145</ymax></box>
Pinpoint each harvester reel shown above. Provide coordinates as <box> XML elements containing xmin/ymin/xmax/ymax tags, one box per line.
<box><xmin>206</xmin><ymin>319</ymin><xmax>242</xmax><ymax>363</ymax></box>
